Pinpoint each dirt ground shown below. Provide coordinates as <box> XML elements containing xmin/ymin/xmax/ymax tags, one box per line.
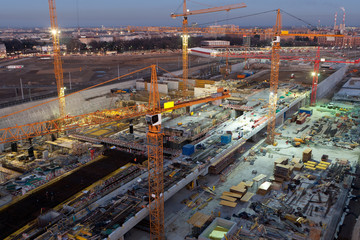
<box><xmin>0</xmin><ymin>53</ymin><xmax>209</xmax><ymax>101</ymax></box>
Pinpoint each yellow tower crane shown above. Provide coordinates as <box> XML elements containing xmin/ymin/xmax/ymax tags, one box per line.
<box><xmin>266</xmin><ymin>9</ymin><xmax>281</xmax><ymax>145</ymax></box>
<box><xmin>171</xmin><ymin>1</ymin><xmax>246</xmax><ymax>93</ymax></box>
<box><xmin>48</xmin><ymin>0</ymin><xmax>66</xmax><ymax>118</ymax></box>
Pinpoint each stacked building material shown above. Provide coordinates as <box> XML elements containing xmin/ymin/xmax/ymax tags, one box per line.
<box><xmin>302</xmin><ymin>148</ymin><xmax>312</xmax><ymax>162</ymax></box>
<box><xmin>274</xmin><ymin>164</ymin><xmax>293</xmax><ymax>181</ymax></box>
<box><xmin>274</xmin><ymin>157</ymin><xmax>288</xmax><ymax>166</ymax></box>
<box><xmin>257</xmin><ymin>181</ymin><xmax>272</xmax><ymax>196</ymax></box>
<box><xmin>296</xmin><ymin>112</ymin><xmax>308</xmax><ymax>125</ymax></box>
<box><xmin>230</xmin><ymin>184</ymin><xmax>247</xmax><ymax>195</ymax></box>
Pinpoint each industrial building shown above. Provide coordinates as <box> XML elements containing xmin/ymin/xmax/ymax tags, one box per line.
<box><xmin>0</xmin><ymin>1</ymin><xmax>360</xmax><ymax>240</ymax></box>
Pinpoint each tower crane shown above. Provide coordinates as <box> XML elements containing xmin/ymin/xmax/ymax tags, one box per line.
<box><xmin>146</xmin><ymin>65</ymin><xmax>164</xmax><ymax>240</ymax></box>
<box><xmin>170</xmin><ymin>1</ymin><xmax>246</xmax><ymax>93</ymax></box>
<box><xmin>266</xmin><ymin>9</ymin><xmax>346</xmax><ymax>144</ymax></box>
<box><xmin>48</xmin><ymin>0</ymin><xmax>66</xmax><ymax>118</ymax></box>
<box><xmin>266</xmin><ymin>9</ymin><xmax>281</xmax><ymax>145</ymax></box>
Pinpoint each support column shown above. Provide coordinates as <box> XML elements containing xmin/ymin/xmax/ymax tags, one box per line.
<box><xmin>275</xmin><ymin>112</ymin><xmax>284</xmax><ymax>127</ymax></box>
<box><xmin>0</xmin><ymin>144</ymin><xmax>4</xmax><ymax>153</ymax></box>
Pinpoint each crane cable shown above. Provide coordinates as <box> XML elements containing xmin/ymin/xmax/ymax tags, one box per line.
<box><xmin>280</xmin><ymin>9</ymin><xmax>316</xmax><ymax>29</ymax></box>
<box><xmin>197</xmin><ymin>9</ymin><xmax>277</xmax><ymax>26</ymax></box>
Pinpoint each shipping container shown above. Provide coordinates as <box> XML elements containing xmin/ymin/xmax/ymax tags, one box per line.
<box><xmin>221</xmin><ymin>134</ymin><xmax>232</xmax><ymax>144</ymax></box>
<box><xmin>182</xmin><ymin>144</ymin><xmax>195</xmax><ymax>156</ymax></box>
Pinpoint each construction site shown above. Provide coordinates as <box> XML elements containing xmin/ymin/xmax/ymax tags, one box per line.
<box><xmin>0</xmin><ymin>1</ymin><xmax>360</xmax><ymax>240</ymax></box>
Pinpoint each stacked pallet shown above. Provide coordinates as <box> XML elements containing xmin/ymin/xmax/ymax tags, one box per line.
<box><xmin>219</xmin><ymin>200</ymin><xmax>237</xmax><ymax>208</ymax></box>
<box><xmin>274</xmin><ymin>164</ymin><xmax>293</xmax><ymax>181</ymax></box>
<box><xmin>303</xmin><ymin>148</ymin><xmax>312</xmax><ymax>162</ymax></box>
<box><xmin>220</xmin><ymin>181</ymin><xmax>252</xmax><ymax>207</ymax></box>
<box><xmin>274</xmin><ymin>157</ymin><xmax>288</xmax><ymax>166</ymax></box>
<box><xmin>230</xmin><ymin>182</ymin><xmax>247</xmax><ymax>195</ymax></box>
<box><xmin>257</xmin><ymin>181</ymin><xmax>272</xmax><ymax>195</ymax></box>
<box><xmin>296</xmin><ymin>112</ymin><xmax>307</xmax><ymax>124</ymax></box>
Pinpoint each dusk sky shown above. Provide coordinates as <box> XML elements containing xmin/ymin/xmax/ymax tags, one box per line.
<box><xmin>0</xmin><ymin>0</ymin><xmax>359</xmax><ymax>28</ymax></box>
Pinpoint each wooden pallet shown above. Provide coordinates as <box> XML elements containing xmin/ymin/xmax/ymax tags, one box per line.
<box><xmin>220</xmin><ymin>200</ymin><xmax>237</xmax><ymax>207</ymax></box>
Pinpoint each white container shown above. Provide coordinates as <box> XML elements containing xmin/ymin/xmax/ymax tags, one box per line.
<box><xmin>198</xmin><ymin>217</ymin><xmax>236</xmax><ymax>240</ymax></box>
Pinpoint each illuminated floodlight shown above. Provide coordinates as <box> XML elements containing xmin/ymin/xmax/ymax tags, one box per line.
<box><xmin>51</xmin><ymin>29</ymin><xmax>60</xmax><ymax>35</ymax></box>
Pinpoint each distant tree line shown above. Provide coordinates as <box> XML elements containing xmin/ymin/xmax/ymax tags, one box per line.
<box><xmin>0</xmin><ymin>39</ymin><xmax>47</xmax><ymax>53</ymax></box>
<box><xmin>65</xmin><ymin>35</ymin><xmax>272</xmax><ymax>53</ymax></box>
<box><xmin>0</xmin><ymin>35</ymin><xmax>318</xmax><ymax>54</ymax></box>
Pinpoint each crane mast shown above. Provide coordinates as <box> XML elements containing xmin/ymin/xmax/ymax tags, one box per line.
<box><xmin>147</xmin><ymin>65</ymin><xmax>164</xmax><ymax>240</ymax></box>
<box><xmin>182</xmin><ymin>0</ymin><xmax>189</xmax><ymax>93</ymax></box>
<box><xmin>266</xmin><ymin>9</ymin><xmax>281</xmax><ymax>145</ymax></box>
<box><xmin>48</xmin><ymin>0</ymin><xmax>66</xmax><ymax>118</ymax></box>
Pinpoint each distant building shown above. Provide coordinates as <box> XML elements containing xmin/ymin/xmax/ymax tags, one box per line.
<box><xmin>99</xmin><ymin>36</ymin><xmax>114</xmax><ymax>42</ymax></box>
<box><xmin>79</xmin><ymin>36</ymin><xmax>97</xmax><ymax>45</ymax></box>
<box><xmin>243</xmin><ymin>36</ymin><xmax>251</xmax><ymax>47</ymax></box>
<box><xmin>0</xmin><ymin>43</ymin><xmax>6</xmax><ymax>57</ymax></box>
<box><xmin>40</xmin><ymin>45</ymin><xmax>67</xmax><ymax>53</ymax></box>
<box><xmin>201</xmin><ymin>40</ymin><xmax>230</xmax><ymax>46</ymax></box>
<box><xmin>318</xmin><ymin>35</ymin><xmax>360</xmax><ymax>47</ymax></box>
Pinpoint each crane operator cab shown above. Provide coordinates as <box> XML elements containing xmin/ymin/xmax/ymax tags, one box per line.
<box><xmin>272</xmin><ymin>36</ymin><xmax>280</xmax><ymax>45</ymax></box>
<box><xmin>146</xmin><ymin>114</ymin><xmax>161</xmax><ymax>126</ymax></box>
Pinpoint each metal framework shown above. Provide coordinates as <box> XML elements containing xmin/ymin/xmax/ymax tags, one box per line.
<box><xmin>266</xmin><ymin>9</ymin><xmax>282</xmax><ymax>145</ymax></box>
<box><xmin>310</xmin><ymin>46</ymin><xmax>321</xmax><ymax>105</ymax></box>
<box><xmin>48</xmin><ymin>0</ymin><xmax>66</xmax><ymax>118</ymax></box>
<box><xmin>147</xmin><ymin>65</ymin><xmax>165</xmax><ymax>240</ymax></box>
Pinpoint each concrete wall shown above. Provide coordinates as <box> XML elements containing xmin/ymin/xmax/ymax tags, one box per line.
<box><xmin>145</xmin><ymin>82</ymin><xmax>168</xmax><ymax>94</ymax></box>
<box><xmin>0</xmin><ymin>80</ymin><xmax>137</xmax><ymax>129</ymax></box>
<box><xmin>317</xmin><ymin>65</ymin><xmax>348</xmax><ymax>100</ymax></box>
<box><xmin>163</xmin><ymin>80</ymin><xmax>179</xmax><ymax>90</ymax></box>
<box><xmin>194</xmin><ymin>86</ymin><xmax>217</xmax><ymax>97</ymax></box>
<box><xmin>136</xmin><ymin>81</ymin><xmax>145</xmax><ymax>90</ymax></box>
